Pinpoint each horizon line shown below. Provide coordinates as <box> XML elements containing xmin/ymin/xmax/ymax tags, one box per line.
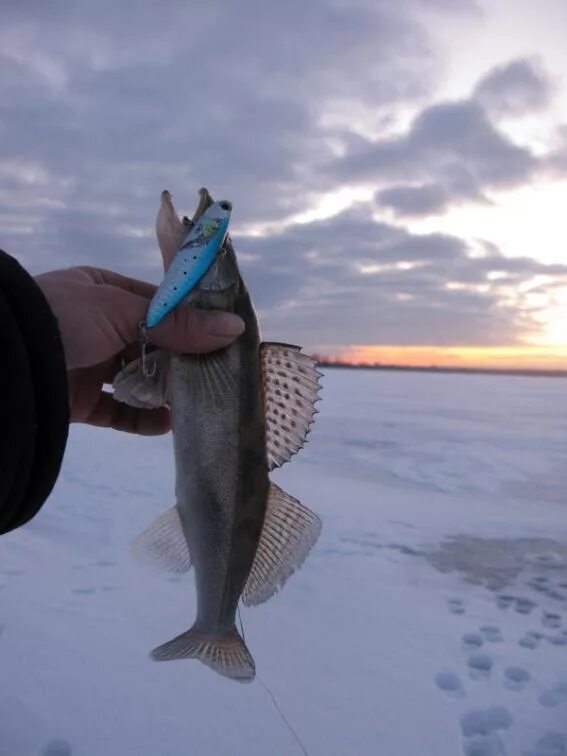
<box><xmin>309</xmin><ymin>344</ymin><xmax>567</xmax><ymax>372</ymax></box>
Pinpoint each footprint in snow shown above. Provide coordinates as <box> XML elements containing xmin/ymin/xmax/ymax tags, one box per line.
<box><xmin>39</xmin><ymin>739</ymin><xmax>72</xmax><ymax>756</ymax></box>
<box><xmin>3</xmin><ymin>569</ymin><xmax>23</xmax><ymax>577</ymax></box>
<box><xmin>538</xmin><ymin>684</ymin><xmax>567</xmax><ymax>709</ymax></box>
<box><xmin>95</xmin><ymin>559</ymin><xmax>116</xmax><ymax>568</ymax></box>
<box><xmin>547</xmin><ymin>631</ymin><xmax>567</xmax><ymax>647</ymax></box>
<box><xmin>525</xmin><ymin>731</ymin><xmax>567</xmax><ymax>756</ymax></box>
<box><xmin>468</xmin><ymin>653</ymin><xmax>494</xmax><ymax>681</ymax></box>
<box><xmin>479</xmin><ymin>625</ymin><xmax>503</xmax><ymax>643</ymax></box>
<box><xmin>462</xmin><ymin>733</ymin><xmax>507</xmax><ymax>756</ymax></box>
<box><xmin>528</xmin><ymin>576</ymin><xmax>550</xmax><ymax>591</ymax></box>
<box><xmin>503</xmin><ymin>666</ymin><xmax>531</xmax><ymax>692</ymax></box>
<box><xmin>462</xmin><ymin>633</ymin><xmax>484</xmax><ymax>651</ymax></box>
<box><xmin>460</xmin><ymin>707</ymin><xmax>513</xmax><ymax>756</ymax></box>
<box><xmin>71</xmin><ymin>587</ymin><xmax>95</xmax><ymax>596</ymax></box>
<box><xmin>518</xmin><ymin>631</ymin><xmax>543</xmax><ymax>650</ymax></box>
<box><xmin>448</xmin><ymin>598</ymin><xmax>466</xmax><ymax>615</ymax></box>
<box><xmin>496</xmin><ymin>594</ymin><xmax>515</xmax><ymax>610</ymax></box>
<box><xmin>514</xmin><ymin>598</ymin><xmax>536</xmax><ymax>615</ymax></box>
<box><xmin>435</xmin><ymin>672</ymin><xmax>466</xmax><ymax>699</ymax></box>
<box><xmin>542</xmin><ymin>612</ymin><xmax>562</xmax><ymax>629</ymax></box>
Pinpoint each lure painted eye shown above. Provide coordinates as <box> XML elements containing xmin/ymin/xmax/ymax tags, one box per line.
<box><xmin>219</xmin><ymin>200</ymin><xmax>232</xmax><ymax>211</ymax></box>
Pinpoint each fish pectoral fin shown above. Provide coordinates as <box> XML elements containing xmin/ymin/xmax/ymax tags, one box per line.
<box><xmin>151</xmin><ymin>626</ymin><xmax>255</xmax><ymax>683</ymax></box>
<box><xmin>113</xmin><ymin>349</ymin><xmax>169</xmax><ymax>409</ymax></box>
<box><xmin>242</xmin><ymin>482</ymin><xmax>321</xmax><ymax>607</ymax></box>
<box><xmin>260</xmin><ymin>342</ymin><xmax>322</xmax><ymax>470</ymax></box>
<box><xmin>131</xmin><ymin>505</ymin><xmax>192</xmax><ymax>573</ymax></box>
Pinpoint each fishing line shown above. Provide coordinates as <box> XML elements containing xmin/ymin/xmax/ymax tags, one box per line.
<box><xmin>237</xmin><ymin>605</ymin><xmax>310</xmax><ymax>756</ymax></box>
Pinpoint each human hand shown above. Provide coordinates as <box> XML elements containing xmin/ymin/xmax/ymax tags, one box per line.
<box><xmin>35</xmin><ymin>266</ymin><xmax>244</xmax><ymax>434</ymax></box>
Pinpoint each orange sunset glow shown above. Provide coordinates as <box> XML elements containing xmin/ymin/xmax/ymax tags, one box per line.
<box><xmin>321</xmin><ymin>345</ymin><xmax>567</xmax><ymax>371</ymax></box>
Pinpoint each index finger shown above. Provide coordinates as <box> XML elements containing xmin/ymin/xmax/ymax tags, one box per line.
<box><xmin>78</xmin><ymin>266</ymin><xmax>158</xmax><ymax>299</ymax></box>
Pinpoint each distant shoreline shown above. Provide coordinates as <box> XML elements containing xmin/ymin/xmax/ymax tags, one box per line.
<box><xmin>316</xmin><ymin>361</ymin><xmax>567</xmax><ymax>379</ymax></box>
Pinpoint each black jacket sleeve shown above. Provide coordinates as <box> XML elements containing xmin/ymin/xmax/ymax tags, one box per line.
<box><xmin>0</xmin><ymin>251</ymin><xmax>69</xmax><ymax>534</ymax></box>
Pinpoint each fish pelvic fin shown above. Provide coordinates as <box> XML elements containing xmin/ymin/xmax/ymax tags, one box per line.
<box><xmin>131</xmin><ymin>505</ymin><xmax>192</xmax><ymax>573</ymax></box>
<box><xmin>113</xmin><ymin>350</ymin><xmax>169</xmax><ymax>409</ymax></box>
<box><xmin>151</xmin><ymin>626</ymin><xmax>255</xmax><ymax>683</ymax></box>
<box><xmin>242</xmin><ymin>482</ymin><xmax>321</xmax><ymax>607</ymax></box>
<box><xmin>261</xmin><ymin>342</ymin><xmax>322</xmax><ymax>470</ymax></box>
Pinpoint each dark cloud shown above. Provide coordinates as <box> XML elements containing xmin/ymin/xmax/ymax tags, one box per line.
<box><xmin>0</xmin><ymin>0</ymin><xmax>454</xmax><ymax>282</ymax></box>
<box><xmin>473</xmin><ymin>57</ymin><xmax>553</xmax><ymax>117</ymax></box>
<box><xmin>376</xmin><ymin>184</ymin><xmax>450</xmax><ymax>216</ymax></box>
<box><xmin>375</xmin><ymin>166</ymin><xmax>487</xmax><ymax>216</ymax></box>
<box><xmin>333</xmin><ymin>100</ymin><xmax>537</xmax><ymax>190</ymax></box>
<box><xmin>236</xmin><ymin>207</ymin><xmax>567</xmax><ymax>346</ymax></box>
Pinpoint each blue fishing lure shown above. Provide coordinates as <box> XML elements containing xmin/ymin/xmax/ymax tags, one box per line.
<box><xmin>146</xmin><ymin>200</ymin><xmax>232</xmax><ymax>328</ymax></box>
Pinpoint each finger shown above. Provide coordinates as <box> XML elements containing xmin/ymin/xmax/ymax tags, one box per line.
<box><xmin>84</xmin><ymin>391</ymin><xmax>172</xmax><ymax>435</ymax></box>
<box><xmin>109</xmin><ymin>289</ymin><xmax>245</xmax><ymax>354</ymax></box>
<box><xmin>78</xmin><ymin>266</ymin><xmax>158</xmax><ymax>299</ymax></box>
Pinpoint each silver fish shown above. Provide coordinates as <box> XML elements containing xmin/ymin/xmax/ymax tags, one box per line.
<box><xmin>114</xmin><ymin>189</ymin><xmax>322</xmax><ymax>682</ymax></box>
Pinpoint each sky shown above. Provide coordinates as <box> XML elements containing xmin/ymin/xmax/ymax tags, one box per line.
<box><xmin>1</xmin><ymin>0</ymin><xmax>567</xmax><ymax>368</ymax></box>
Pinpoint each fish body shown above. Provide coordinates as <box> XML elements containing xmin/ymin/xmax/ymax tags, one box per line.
<box><xmin>114</xmin><ymin>190</ymin><xmax>321</xmax><ymax>682</ymax></box>
<box><xmin>166</xmin><ymin>243</ymin><xmax>268</xmax><ymax>658</ymax></box>
<box><xmin>145</xmin><ymin>200</ymin><xmax>231</xmax><ymax>329</ymax></box>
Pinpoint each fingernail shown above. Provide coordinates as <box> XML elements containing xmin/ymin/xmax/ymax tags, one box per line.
<box><xmin>206</xmin><ymin>312</ymin><xmax>245</xmax><ymax>338</ymax></box>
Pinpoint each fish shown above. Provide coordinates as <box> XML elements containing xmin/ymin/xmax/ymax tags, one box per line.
<box><xmin>145</xmin><ymin>199</ymin><xmax>231</xmax><ymax>328</ymax></box>
<box><xmin>113</xmin><ymin>188</ymin><xmax>322</xmax><ymax>682</ymax></box>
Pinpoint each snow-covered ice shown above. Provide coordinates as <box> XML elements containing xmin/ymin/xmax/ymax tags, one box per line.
<box><xmin>1</xmin><ymin>369</ymin><xmax>566</xmax><ymax>756</ymax></box>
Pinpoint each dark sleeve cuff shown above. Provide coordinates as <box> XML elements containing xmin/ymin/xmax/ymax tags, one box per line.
<box><xmin>0</xmin><ymin>251</ymin><xmax>70</xmax><ymax>534</ymax></box>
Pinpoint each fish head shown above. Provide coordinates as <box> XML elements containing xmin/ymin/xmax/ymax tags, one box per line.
<box><xmin>191</xmin><ymin>201</ymin><xmax>241</xmax><ymax>310</ymax></box>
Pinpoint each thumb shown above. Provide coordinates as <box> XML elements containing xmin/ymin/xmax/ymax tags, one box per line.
<box><xmin>149</xmin><ymin>304</ymin><xmax>245</xmax><ymax>354</ymax></box>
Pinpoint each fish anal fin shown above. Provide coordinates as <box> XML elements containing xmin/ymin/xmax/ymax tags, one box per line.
<box><xmin>131</xmin><ymin>505</ymin><xmax>191</xmax><ymax>573</ymax></box>
<box><xmin>151</xmin><ymin>626</ymin><xmax>255</xmax><ymax>683</ymax></box>
<box><xmin>242</xmin><ymin>482</ymin><xmax>321</xmax><ymax>607</ymax></box>
<box><xmin>113</xmin><ymin>349</ymin><xmax>169</xmax><ymax>409</ymax></box>
<box><xmin>261</xmin><ymin>342</ymin><xmax>322</xmax><ymax>470</ymax></box>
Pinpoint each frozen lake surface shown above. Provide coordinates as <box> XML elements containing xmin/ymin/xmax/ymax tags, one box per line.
<box><xmin>1</xmin><ymin>369</ymin><xmax>566</xmax><ymax>756</ymax></box>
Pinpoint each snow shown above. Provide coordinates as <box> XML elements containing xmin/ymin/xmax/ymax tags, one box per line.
<box><xmin>1</xmin><ymin>369</ymin><xmax>567</xmax><ymax>756</ymax></box>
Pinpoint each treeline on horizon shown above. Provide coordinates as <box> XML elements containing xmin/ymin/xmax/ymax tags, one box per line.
<box><xmin>312</xmin><ymin>356</ymin><xmax>567</xmax><ymax>379</ymax></box>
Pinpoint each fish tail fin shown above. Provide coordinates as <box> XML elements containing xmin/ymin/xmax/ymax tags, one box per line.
<box><xmin>151</xmin><ymin>625</ymin><xmax>255</xmax><ymax>683</ymax></box>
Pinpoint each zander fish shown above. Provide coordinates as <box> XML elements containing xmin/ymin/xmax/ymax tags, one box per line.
<box><xmin>114</xmin><ymin>189</ymin><xmax>322</xmax><ymax>682</ymax></box>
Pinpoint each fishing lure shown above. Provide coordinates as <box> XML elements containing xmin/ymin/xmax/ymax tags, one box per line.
<box><xmin>145</xmin><ymin>200</ymin><xmax>232</xmax><ymax>329</ymax></box>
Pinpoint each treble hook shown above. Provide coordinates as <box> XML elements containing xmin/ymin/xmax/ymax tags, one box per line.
<box><xmin>138</xmin><ymin>320</ymin><xmax>157</xmax><ymax>378</ymax></box>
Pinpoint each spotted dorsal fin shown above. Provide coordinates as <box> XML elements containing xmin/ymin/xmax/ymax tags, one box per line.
<box><xmin>261</xmin><ymin>342</ymin><xmax>321</xmax><ymax>470</ymax></box>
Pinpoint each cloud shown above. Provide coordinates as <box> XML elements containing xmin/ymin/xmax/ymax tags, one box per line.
<box><xmin>333</xmin><ymin>100</ymin><xmax>537</xmax><ymax>191</ymax></box>
<box><xmin>0</xmin><ymin>0</ymin><xmax>458</xmax><ymax>277</ymax></box>
<box><xmin>375</xmin><ymin>165</ymin><xmax>487</xmax><ymax>216</ymax></box>
<box><xmin>237</xmin><ymin>206</ymin><xmax>567</xmax><ymax>347</ymax></box>
<box><xmin>473</xmin><ymin>57</ymin><xmax>553</xmax><ymax>117</ymax></box>
<box><xmin>0</xmin><ymin>2</ymin><xmax>566</xmax><ymax>351</ymax></box>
